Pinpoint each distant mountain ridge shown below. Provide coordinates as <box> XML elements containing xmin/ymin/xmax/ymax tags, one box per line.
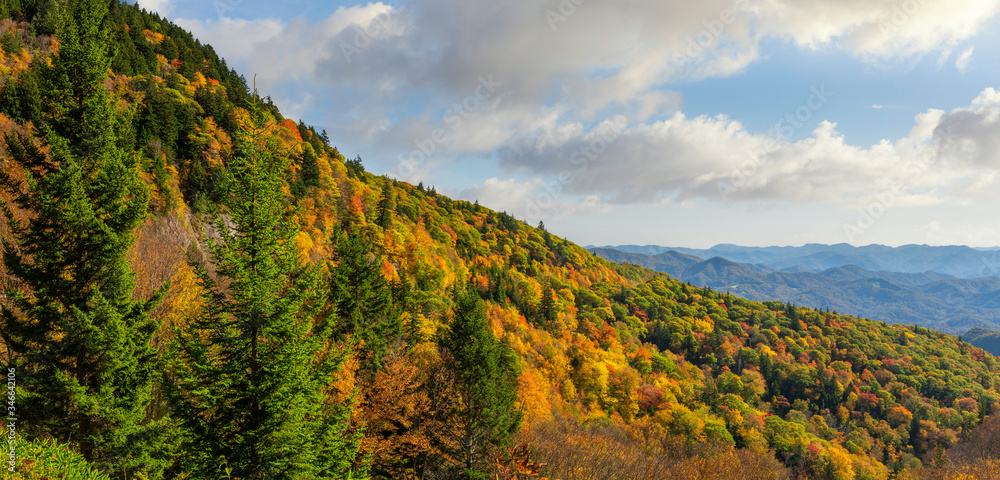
<box><xmin>590</xmin><ymin>246</ymin><xmax>1000</xmax><ymax>337</ymax></box>
<box><xmin>589</xmin><ymin>243</ymin><xmax>1000</xmax><ymax>279</ymax></box>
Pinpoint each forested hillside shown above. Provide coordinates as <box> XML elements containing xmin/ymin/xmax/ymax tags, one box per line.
<box><xmin>1</xmin><ymin>1</ymin><xmax>1000</xmax><ymax>479</ymax></box>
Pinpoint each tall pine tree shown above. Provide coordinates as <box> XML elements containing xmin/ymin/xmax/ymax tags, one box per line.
<box><xmin>167</xmin><ymin>98</ymin><xmax>361</xmax><ymax>479</ymax></box>
<box><xmin>375</xmin><ymin>181</ymin><xmax>394</xmax><ymax>229</ymax></box>
<box><xmin>329</xmin><ymin>226</ymin><xmax>402</xmax><ymax>370</ymax></box>
<box><xmin>0</xmin><ymin>0</ymin><xmax>166</xmax><ymax>475</ymax></box>
<box><xmin>440</xmin><ymin>288</ymin><xmax>522</xmax><ymax>478</ymax></box>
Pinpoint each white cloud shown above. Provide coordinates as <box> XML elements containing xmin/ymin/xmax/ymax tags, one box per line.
<box><xmin>455</xmin><ymin>177</ymin><xmax>612</xmax><ymax>221</ymax></box>
<box><xmin>934</xmin><ymin>87</ymin><xmax>1000</xmax><ymax>166</ymax></box>
<box><xmin>955</xmin><ymin>47</ymin><xmax>975</xmax><ymax>72</ymax></box>
<box><xmin>137</xmin><ymin>0</ymin><xmax>171</xmax><ymax>16</ymax></box>
<box><xmin>782</xmin><ymin>0</ymin><xmax>999</xmax><ymax>58</ymax></box>
<box><xmin>174</xmin><ymin>17</ymin><xmax>283</xmax><ymax>62</ymax></box>
<box><xmin>937</xmin><ymin>48</ymin><xmax>953</xmax><ymax>68</ymax></box>
<box><xmin>170</xmin><ymin>0</ymin><xmax>1000</xmax><ymax>210</ymax></box>
<box><xmin>455</xmin><ymin>178</ymin><xmax>541</xmax><ymax>213</ymax></box>
<box><xmin>496</xmin><ymin>88</ymin><xmax>1000</xmax><ymax>210</ymax></box>
<box><xmin>272</xmin><ymin>93</ymin><xmax>316</xmax><ymax>123</ymax></box>
<box><xmin>178</xmin><ymin>0</ymin><xmax>1000</xmax><ymax>156</ymax></box>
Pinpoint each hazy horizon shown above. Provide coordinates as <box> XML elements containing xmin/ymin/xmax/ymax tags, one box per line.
<box><xmin>588</xmin><ymin>242</ymin><xmax>1000</xmax><ymax>250</ymax></box>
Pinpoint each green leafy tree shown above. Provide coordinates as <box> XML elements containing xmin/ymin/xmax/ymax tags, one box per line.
<box><xmin>440</xmin><ymin>288</ymin><xmax>522</xmax><ymax>477</ymax></box>
<box><xmin>0</xmin><ymin>0</ymin><xmax>167</xmax><ymax>475</ymax></box>
<box><xmin>167</xmin><ymin>99</ymin><xmax>361</xmax><ymax>479</ymax></box>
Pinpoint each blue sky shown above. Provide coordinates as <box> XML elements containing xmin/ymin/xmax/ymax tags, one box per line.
<box><xmin>139</xmin><ymin>0</ymin><xmax>1000</xmax><ymax>248</ymax></box>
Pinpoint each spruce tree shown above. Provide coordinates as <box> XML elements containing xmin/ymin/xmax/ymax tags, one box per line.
<box><xmin>329</xmin><ymin>226</ymin><xmax>401</xmax><ymax>370</ymax></box>
<box><xmin>0</xmin><ymin>0</ymin><xmax>166</xmax><ymax>475</ymax></box>
<box><xmin>440</xmin><ymin>288</ymin><xmax>522</xmax><ymax>477</ymax></box>
<box><xmin>375</xmin><ymin>183</ymin><xmax>394</xmax><ymax>229</ymax></box>
<box><xmin>300</xmin><ymin>142</ymin><xmax>320</xmax><ymax>188</ymax></box>
<box><xmin>539</xmin><ymin>281</ymin><xmax>556</xmax><ymax>329</ymax></box>
<box><xmin>167</xmin><ymin>99</ymin><xmax>360</xmax><ymax>479</ymax></box>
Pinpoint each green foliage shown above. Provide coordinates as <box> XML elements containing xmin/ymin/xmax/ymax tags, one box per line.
<box><xmin>9</xmin><ymin>437</ymin><xmax>111</xmax><ymax>479</ymax></box>
<box><xmin>294</xmin><ymin>142</ymin><xmax>321</xmax><ymax>197</ymax></box>
<box><xmin>167</xmin><ymin>100</ymin><xmax>360</xmax><ymax>479</ymax></box>
<box><xmin>0</xmin><ymin>0</ymin><xmax>167</xmax><ymax>475</ymax></box>
<box><xmin>374</xmin><ymin>181</ymin><xmax>394</xmax><ymax>229</ymax></box>
<box><xmin>539</xmin><ymin>281</ymin><xmax>556</xmax><ymax>329</ymax></box>
<box><xmin>441</xmin><ymin>287</ymin><xmax>522</xmax><ymax>476</ymax></box>
<box><xmin>329</xmin><ymin>226</ymin><xmax>401</xmax><ymax>370</ymax></box>
<box><xmin>963</xmin><ymin>327</ymin><xmax>1000</xmax><ymax>356</ymax></box>
<box><xmin>345</xmin><ymin>155</ymin><xmax>365</xmax><ymax>179</ymax></box>
<box><xmin>0</xmin><ymin>64</ymin><xmax>40</xmax><ymax>125</ymax></box>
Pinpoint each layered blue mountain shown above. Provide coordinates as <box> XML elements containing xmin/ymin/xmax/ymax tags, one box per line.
<box><xmin>589</xmin><ymin>246</ymin><xmax>1000</xmax><ymax>342</ymax></box>
<box><xmin>589</xmin><ymin>243</ymin><xmax>1000</xmax><ymax>279</ymax></box>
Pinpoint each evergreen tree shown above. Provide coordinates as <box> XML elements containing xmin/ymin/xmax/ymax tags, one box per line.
<box><xmin>0</xmin><ymin>65</ymin><xmax>41</xmax><ymax>124</ymax></box>
<box><xmin>329</xmin><ymin>226</ymin><xmax>401</xmax><ymax>370</ymax></box>
<box><xmin>167</xmin><ymin>99</ymin><xmax>360</xmax><ymax>479</ymax></box>
<box><xmin>683</xmin><ymin>328</ymin><xmax>700</xmax><ymax>357</ymax></box>
<box><xmin>0</xmin><ymin>0</ymin><xmax>168</xmax><ymax>475</ymax></box>
<box><xmin>299</xmin><ymin>142</ymin><xmax>321</xmax><ymax>189</ymax></box>
<box><xmin>540</xmin><ymin>281</ymin><xmax>556</xmax><ymax>329</ymax></box>
<box><xmin>345</xmin><ymin>154</ymin><xmax>365</xmax><ymax>179</ymax></box>
<box><xmin>390</xmin><ymin>269</ymin><xmax>411</xmax><ymax>318</ymax></box>
<box><xmin>375</xmin><ymin>181</ymin><xmax>395</xmax><ymax>229</ymax></box>
<box><xmin>440</xmin><ymin>288</ymin><xmax>522</xmax><ymax>477</ymax></box>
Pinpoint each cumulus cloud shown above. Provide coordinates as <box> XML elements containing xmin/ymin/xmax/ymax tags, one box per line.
<box><xmin>498</xmin><ymin>88</ymin><xmax>1000</xmax><ymax>209</ymax></box>
<box><xmin>178</xmin><ymin>0</ymin><xmax>1000</xmax><ymax>162</ymax></box>
<box><xmin>455</xmin><ymin>177</ymin><xmax>612</xmax><ymax>222</ymax></box>
<box><xmin>172</xmin><ymin>0</ymin><xmax>1000</xmax><ymax>221</ymax></box>
<box><xmin>934</xmin><ymin>87</ymin><xmax>1000</xmax><ymax>166</ymax></box>
<box><xmin>175</xmin><ymin>17</ymin><xmax>284</xmax><ymax>62</ymax></box>
<box><xmin>778</xmin><ymin>0</ymin><xmax>999</xmax><ymax>58</ymax></box>
<box><xmin>455</xmin><ymin>178</ymin><xmax>541</xmax><ymax>213</ymax></box>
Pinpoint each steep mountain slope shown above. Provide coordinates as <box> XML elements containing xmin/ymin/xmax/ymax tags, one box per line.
<box><xmin>0</xmin><ymin>2</ymin><xmax>998</xmax><ymax>479</ymax></box>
